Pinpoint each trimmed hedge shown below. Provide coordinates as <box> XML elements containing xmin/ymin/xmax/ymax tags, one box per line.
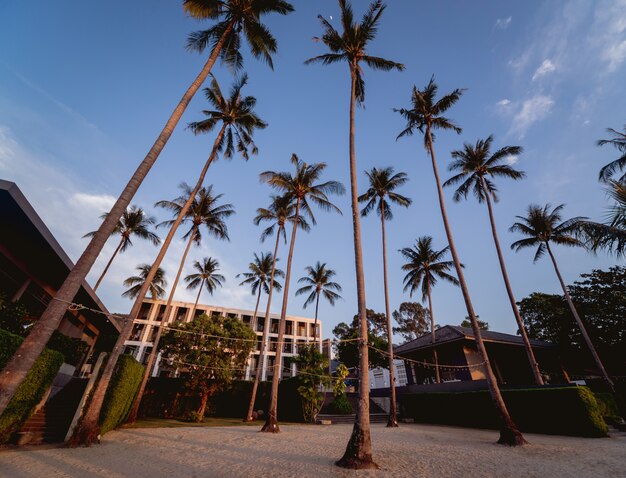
<box><xmin>399</xmin><ymin>386</ymin><xmax>608</xmax><ymax>437</ymax></box>
<box><xmin>99</xmin><ymin>354</ymin><xmax>144</xmax><ymax>434</ymax></box>
<box><xmin>0</xmin><ymin>329</ymin><xmax>64</xmax><ymax>443</ymax></box>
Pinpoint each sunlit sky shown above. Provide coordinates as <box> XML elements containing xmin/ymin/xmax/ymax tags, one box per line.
<box><xmin>1</xmin><ymin>1</ymin><xmax>624</xmax><ymax>341</ymax></box>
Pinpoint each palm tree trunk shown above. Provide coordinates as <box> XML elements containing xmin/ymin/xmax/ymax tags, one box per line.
<box><xmin>425</xmin><ymin>126</ymin><xmax>526</xmax><ymax>446</ymax></box>
<box><xmin>337</xmin><ymin>64</ymin><xmax>376</xmax><ymax>469</ymax></box>
<box><xmin>313</xmin><ymin>292</ymin><xmax>320</xmax><ymax>347</ymax></box>
<box><xmin>246</xmin><ymin>227</ymin><xmax>282</xmax><ymax>422</ymax></box>
<box><xmin>380</xmin><ymin>203</ymin><xmax>398</xmax><ymax>427</ymax></box>
<box><xmin>545</xmin><ymin>243</ymin><xmax>615</xmax><ymax>392</ymax></box>
<box><xmin>262</xmin><ymin>202</ymin><xmax>301</xmax><ymax>433</ymax></box>
<box><xmin>93</xmin><ymin>236</ymin><xmax>125</xmax><ymax>291</ymax></box>
<box><xmin>0</xmin><ymin>21</ymin><xmax>235</xmax><ymax>419</ymax></box>
<box><xmin>190</xmin><ymin>278</ymin><xmax>205</xmax><ymax>320</ymax></box>
<box><xmin>243</xmin><ymin>286</ymin><xmax>263</xmax><ymax>420</ymax></box>
<box><xmin>426</xmin><ymin>281</ymin><xmax>440</xmax><ymax>384</ymax></box>
<box><xmin>69</xmin><ymin>125</ymin><xmax>227</xmax><ymax>446</ymax></box>
<box><xmin>127</xmin><ymin>227</ymin><xmax>197</xmax><ymax>423</ymax></box>
<box><xmin>480</xmin><ymin>177</ymin><xmax>544</xmax><ymax>386</ymax></box>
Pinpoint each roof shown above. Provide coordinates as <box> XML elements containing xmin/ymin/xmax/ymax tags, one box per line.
<box><xmin>0</xmin><ymin>180</ymin><xmax>120</xmax><ymax>334</ymax></box>
<box><xmin>394</xmin><ymin>325</ymin><xmax>555</xmax><ymax>354</ymax></box>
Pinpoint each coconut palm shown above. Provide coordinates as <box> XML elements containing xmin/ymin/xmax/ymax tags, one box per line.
<box><xmin>85</xmin><ymin>206</ymin><xmax>160</xmax><ymax>291</ymax></box>
<box><xmin>399</xmin><ymin>237</ymin><xmax>458</xmax><ymax>384</ymax></box>
<box><xmin>71</xmin><ymin>76</ymin><xmax>261</xmax><ymax>445</ymax></box>
<box><xmin>305</xmin><ymin>0</ymin><xmax>404</xmax><ymax>467</ymax></box>
<box><xmin>394</xmin><ymin>77</ymin><xmax>526</xmax><ymax>446</ymax></box>
<box><xmin>581</xmin><ymin>180</ymin><xmax>626</xmax><ymax>257</ymax></box>
<box><xmin>443</xmin><ymin>136</ymin><xmax>543</xmax><ymax>386</ymax></box>
<box><xmin>122</xmin><ymin>265</ymin><xmax>168</xmax><ymax>300</ymax></box>
<box><xmin>0</xmin><ymin>1</ymin><xmax>292</xmax><ymax>420</ymax></box>
<box><xmin>295</xmin><ymin>262</ymin><xmax>342</xmax><ymax>345</ymax></box>
<box><xmin>259</xmin><ymin>154</ymin><xmax>344</xmax><ymax>433</ymax></box>
<box><xmin>186</xmin><ymin>257</ymin><xmax>226</xmax><ymax>318</ymax></box>
<box><xmin>510</xmin><ymin>204</ymin><xmax>615</xmax><ymax>392</ymax></box>
<box><xmin>358</xmin><ymin>167</ymin><xmax>410</xmax><ymax>427</ymax></box>
<box><xmin>243</xmin><ymin>195</ymin><xmax>309</xmax><ymax>422</ymax></box>
<box><xmin>598</xmin><ymin>125</ymin><xmax>626</xmax><ymax>182</ymax></box>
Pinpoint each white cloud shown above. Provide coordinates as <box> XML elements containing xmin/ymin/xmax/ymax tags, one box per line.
<box><xmin>510</xmin><ymin>95</ymin><xmax>555</xmax><ymax>138</ymax></box>
<box><xmin>71</xmin><ymin>192</ymin><xmax>116</xmax><ymax>213</ymax></box>
<box><xmin>504</xmin><ymin>155</ymin><xmax>519</xmax><ymax>165</ymax></box>
<box><xmin>495</xmin><ymin>16</ymin><xmax>512</xmax><ymax>29</ymax></box>
<box><xmin>532</xmin><ymin>59</ymin><xmax>556</xmax><ymax>81</ymax></box>
<box><xmin>603</xmin><ymin>39</ymin><xmax>626</xmax><ymax>71</ymax></box>
<box><xmin>497</xmin><ymin>99</ymin><xmax>511</xmax><ymax>107</ymax></box>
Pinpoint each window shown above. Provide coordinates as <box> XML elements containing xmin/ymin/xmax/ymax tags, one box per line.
<box><xmin>155</xmin><ymin>305</ymin><xmax>166</xmax><ymax>322</ymax></box>
<box><xmin>257</xmin><ymin>317</ymin><xmax>265</xmax><ymax>332</ymax></box>
<box><xmin>175</xmin><ymin>307</ymin><xmax>188</xmax><ymax>322</ymax></box>
<box><xmin>138</xmin><ymin>302</ymin><xmax>152</xmax><ymax>320</ymax></box>
<box><xmin>271</xmin><ymin>319</ymin><xmax>279</xmax><ymax>334</ymax></box>
<box><xmin>130</xmin><ymin>324</ymin><xmax>145</xmax><ymax>341</ymax></box>
<box><xmin>285</xmin><ymin>321</ymin><xmax>293</xmax><ymax>335</ymax></box>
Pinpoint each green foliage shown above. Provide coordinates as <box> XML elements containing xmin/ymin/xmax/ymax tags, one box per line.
<box><xmin>400</xmin><ymin>387</ymin><xmax>608</xmax><ymax>437</ymax></box>
<box><xmin>593</xmin><ymin>393</ymin><xmax>622</xmax><ymax>423</ymax></box>
<box><xmin>47</xmin><ymin>331</ymin><xmax>88</xmax><ymax>366</ymax></box>
<box><xmin>392</xmin><ymin>302</ymin><xmax>430</xmax><ymax>343</ymax></box>
<box><xmin>293</xmin><ymin>344</ymin><xmax>330</xmax><ymax>423</ymax></box>
<box><xmin>460</xmin><ymin>316</ymin><xmax>489</xmax><ymax>330</ymax></box>
<box><xmin>0</xmin><ymin>329</ymin><xmax>64</xmax><ymax>444</ymax></box>
<box><xmin>0</xmin><ymin>292</ymin><xmax>33</xmax><ymax>336</ymax></box>
<box><xmin>333</xmin><ymin>363</ymin><xmax>349</xmax><ymax>398</ymax></box>
<box><xmin>333</xmin><ymin>310</ymin><xmax>389</xmax><ymax>370</ymax></box>
<box><xmin>99</xmin><ymin>354</ymin><xmax>144</xmax><ymax>434</ymax></box>
<box><xmin>329</xmin><ymin>393</ymin><xmax>353</xmax><ymax>415</ymax></box>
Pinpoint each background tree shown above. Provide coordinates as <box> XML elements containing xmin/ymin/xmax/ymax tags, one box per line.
<box><xmin>85</xmin><ymin>206</ymin><xmax>160</xmax><ymax>291</ymax></box>
<box><xmin>186</xmin><ymin>257</ymin><xmax>226</xmax><ymax>319</ymax></box>
<box><xmin>292</xmin><ymin>344</ymin><xmax>330</xmax><ymax>423</ymax></box>
<box><xmin>306</xmin><ymin>0</ymin><xmax>404</xmax><ymax>468</ymax></box>
<box><xmin>597</xmin><ymin>125</ymin><xmax>626</xmax><ymax>182</ymax></box>
<box><xmin>460</xmin><ymin>317</ymin><xmax>489</xmax><ymax>330</ymax></box>
<box><xmin>392</xmin><ymin>302</ymin><xmax>430</xmax><ymax>343</ymax></box>
<box><xmin>332</xmin><ymin>311</ymin><xmax>389</xmax><ymax>371</ymax></box>
<box><xmin>122</xmin><ymin>265</ymin><xmax>167</xmax><ymax>300</ymax></box>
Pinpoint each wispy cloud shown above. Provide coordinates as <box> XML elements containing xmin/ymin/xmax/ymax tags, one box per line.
<box><xmin>510</xmin><ymin>95</ymin><xmax>555</xmax><ymax>138</ymax></box>
<box><xmin>495</xmin><ymin>16</ymin><xmax>512</xmax><ymax>30</ymax></box>
<box><xmin>532</xmin><ymin>59</ymin><xmax>556</xmax><ymax>81</ymax></box>
<box><xmin>496</xmin><ymin>98</ymin><xmax>511</xmax><ymax>107</ymax></box>
<box><xmin>504</xmin><ymin>155</ymin><xmax>519</xmax><ymax>165</ymax></box>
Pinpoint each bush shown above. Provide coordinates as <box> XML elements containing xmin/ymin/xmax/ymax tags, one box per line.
<box><xmin>99</xmin><ymin>354</ymin><xmax>144</xmax><ymax>434</ymax></box>
<box><xmin>594</xmin><ymin>392</ymin><xmax>623</xmax><ymax>424</ymax></box>
<box><xmin>399</xmin><ymin>386</ymin><xmax>608</xmax><ymax>437</ymax></box>
<box><xmin>329</xmin><ymin>394</ymin><xmax>353</xmax><ymax>415</ymax></box>
<box><xmin>0</xmin><ymin>329</ymin><xmax>64</xmax><ymax>443</ymax></box>
<box><xmin>47</xmin><ymin>331</ymin><xmax>88</xmax><ymax>366</ymax></box>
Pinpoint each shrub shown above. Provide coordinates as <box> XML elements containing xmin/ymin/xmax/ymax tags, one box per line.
<box><xmin>47</xmin><ymin>331</ymin><xmax>88</xmax><ymax>366</ymax></box>
<box><xmin>399</xmin><ymin>386</ymin><xmax>608</xmax><ymax>437</ymax></box>
<box><xmin>99</xmin><ymin>354</ymin><xmax>144</xmax><ymax>434</ymax></box>
<box><xmin>594</xmin><ymin>392</ymin><xmax>623</xmax><ymax>424</ymax></box>
<box><xmin>0</xmin><ymin>329</ymin><xmax>64</xmax><ymax>443</ymax></box>
<box><xmin>329</xmin><ymin>394</ymin><xmax>353</xmax><ymax>415</ymax></box>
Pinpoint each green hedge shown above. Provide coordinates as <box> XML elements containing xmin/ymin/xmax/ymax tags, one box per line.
<box><xmin>0</xmin><ymin>329</ymin><xmax>64</xmax><ymax>443</ymax></box>
<box><xmin>400</xmin><ymin>387</ymin><xmax>608</xmax><ymax>437</ymax></box>
<box><xmin>99</xmin><ymin>354</ymin><xmax>144</xmax><ymax>434</ymax></box>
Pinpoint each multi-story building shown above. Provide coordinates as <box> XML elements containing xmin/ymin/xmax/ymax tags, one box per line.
<box><xmin>123</xmin><ymin>298</ymin><xmax>321</xmax><ymax>381</ymax></box>
<box><xmin>369</xmin><ymin>360</ymin><xmax>409</xmax><ymax>389</ymax></box>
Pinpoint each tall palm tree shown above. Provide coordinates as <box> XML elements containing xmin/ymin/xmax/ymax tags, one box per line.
<box><xmin>443</xmin><ymin>136</ymin><xmax>543</xmax><ymax>386</ymax></box>
<box><xmin>259</xmin><ymin>154</ymin><xmax>344</xmax><ymax>433</ymax></box>
<box><xmin>305</xmin><ymin>0</ymin><xmax>403</xmax><ymax>468</ymax></box>
<box><xmin>71</xmin><ymin>75</ymin><xmax>262</xmax><ymax>445</ymax></box>
<box><xmin>510</xmin><ymin>204</ymin><xmax>615</xmax><ymax>392</ymax></box>
<box><xmin>0</xmin><ymin>1</ymin><xmax>292</xmax><ymax>419</ymax></box>
<box><xmin>358</xmin><ymin>167</ymin><xmax>410</xmax><ymax>427</ymax></box>
<box><xmin>244</xmin><ymin>195</ymin><xmax>309</xmax><ymax>422</ymax></box>
<box><xmin>394</xmin><ymin>77</ymin><xmax>526</xmax><ymax>446</ymax></box>
<box><xmin>581</xmin><ymin>180</ymin><xmax>626</xmax><ymax>256</ymax></box>
<box><xmin>295</xmin><ymin>262</ymin><xmax>342</xmax><ymax>345</ymax></box>
<box><xmin>186</xmin><ymin>257</ymin><xmax>227</xmax><ymax>319</ymax></box>
<box><xmin>85</xmin><ymin>206</ymin><xmax>160</xmax><ymax>291</ymax></box>
<box><xmin>597</xmin><ymin>125</ymin><xmax>626</xmax><ymax>182</ymax></box>
<box><xmin>399</xmin><ymin>236</ymin><xmax>458</xmax><ymax>384</ymax></box>
<box><xmin>122</xmin><ymin>265</ymin><xmax>168</xmax><ymax>300</ymax></box>
<box><xmin>127</xmin><ymin>185</ymin><xmax>234</xmax><ymax>423</ymax></box>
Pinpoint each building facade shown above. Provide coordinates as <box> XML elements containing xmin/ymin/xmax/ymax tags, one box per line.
<box><xmin>369</xmin><ymin>360</ymin><xmax>409</xmax><ymax>389</ymax></box>
<box><xmin>123</xmin><ymin>298</ymin><xmax>321</xmax><ymax>381</ymax></box>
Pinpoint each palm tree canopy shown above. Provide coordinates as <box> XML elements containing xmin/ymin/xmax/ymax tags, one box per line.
<box><xmin>188</xmin><ymin>74</ymin><xmax>267</xmax><ymax>160</ymax></box>
<box><xmin>394</xmin><ymin>76</ymin><xmax>465</xmax><ymax>148</ymax></box>
<box><xmin>184</xmin><ymin>257</ymin><xmax>226</xmax><ymax>295</ymax></box>
<box><xmin>260</xmin><ymin>154</ymin><xmax>345</xmax><ymax>224</ymax></box>
<box><xmin>305</xmin><ymin>0</ymin><xmax>404</xmax><ymax>104</ymax></box>
<box><xmin>236</xmin><ymin>252</ymin><xmax>284</xmax><ymax>295</ymax></box>
<box><xmin>443</xmin><ymin>135</ymin><xmax>525</xmax><ymax>203</ymax></box>
<box><xmin>183</xmin><ymin>0</ymin><xmax>294</xmax><ymax>70</ymax></box>
<box><xmin>295</xmin><ymin>261</ymin><xmax>343</xmax><ymax>308</ymax></box>
<box><xmin>510</xmin><ymin>204</ymin><xmax>588</xmax><ymax>262</ymax></box>
<box><xmin>84</xmin><ymin>205</ymin><xmax>160</xmax><ymax>251</ymax></box>
<box><xmin>399</xmin><ymin>236</ymin><xmax>459</xmax><ymax>302</ymax></box>
<box><xmin>123</xmin><ymin>264</ymin><xmax>167</xmax><ymax>299</ymax></box>
<box><xmin>156</xmin><ymin>183</ymin><xmax>235</xmax><ymax>244</ymax></box>
<box><xmin>597</xmin><ymin>125</ymin><xmax>626</xmax><ymax>182</ymax></box>
<box><xmin>358</xmin><ymin>166</ymin><xmax>411</xmax><ymax>220</ymax></box>
<box><xmin>253</xmin><ymin>194</ymin><xmax>311</xmax><ymax>243</ymax></box>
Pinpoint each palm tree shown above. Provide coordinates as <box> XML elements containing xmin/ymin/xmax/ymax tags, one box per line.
<box><xmin>71</xmin><ymin>75</ymin><xmax>262</xmax><ymax>445</ymax></box>
<box><xmin>259</xmin><ymin>154</ymin><xmax>344</xmax><ymax>433</ymax></box>
<box><xmin>305</xmin><ymin>0</ymin><xmax>404</xmax><ymax>468</ymax></box>
<box><xmin>394</xmin><ymin>77</ymin><xmax>526</xmax><ymax>446</ymax></box>
<box><xmin>358</xmin><ymin>167</ymin><xmax>410</xmax><ymax>427</ymax></box>
<box><xmin>244</xmin><ymin>195</ymin><xmax>309</xmax><ymax>422</ymax></box>
<box><xmin>510</xmin><ymin>204</ymin><xmax>615</xmax><ymax>392</ymax></box>
<box><xmin>85</xmin><ymin>206</ymin><xmax>160</xmax><ymax>291</ymax></box>
<box><xmin>122</xmin><ymin>265</ymin><xmax>168</xmax><ymax>300</ymax></box>
<box><xmin>0</xmin><ymin>1</ymin><xmax>292</xmax><ymax>419</ymax></box>
<box><xmin>443</xmin><ymin>136</ymin><xmax>543</xmax><ymax>386</ymax></box>
<box><xmin>295</xmin><ymin>262</ymin><xmax>342</xmax><ymax>345</ymax></box>
<box><xmin>598</xmin><ymin>125</ymin><xmax>626</xmax><ymax>182</ymax></box>
<box><xmin>580</xmin><ymin>180</ymin><xmax>626</xmax><ymax>257</ymax></box>
<box><xmin>186</xmin><ymin>257</ymin><xmax>227</xmax><ymax>319</ymax></box>
<box><xmin>399</xmin><ymin>236</ymin><xmax>458</xmax><ymax>384</ymax></box>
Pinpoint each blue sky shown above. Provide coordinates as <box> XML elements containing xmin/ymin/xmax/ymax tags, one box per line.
<box><xmin>1</xmin><ymin>1</ymin><xmax>624</xmax><ymax>341</ymax></box>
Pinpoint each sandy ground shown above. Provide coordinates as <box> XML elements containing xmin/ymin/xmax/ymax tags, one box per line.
<box><xmin>1</xmin><ymin>423</ymin><xmax>624</xmax><ymax>478</ymax></box>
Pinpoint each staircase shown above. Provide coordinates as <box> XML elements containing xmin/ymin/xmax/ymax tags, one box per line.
<box><xmin>16</xmin><ymin>378</ymin><xmax>87</xmax><ymax>445</ymax></box>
